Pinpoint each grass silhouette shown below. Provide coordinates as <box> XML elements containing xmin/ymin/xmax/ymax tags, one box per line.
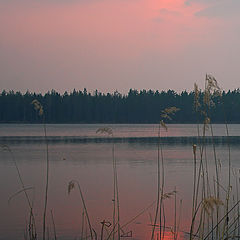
<box><xmin>4</xmin><ymin>74</ymin><xmax>240</xmax><ymax>240</ymax></box>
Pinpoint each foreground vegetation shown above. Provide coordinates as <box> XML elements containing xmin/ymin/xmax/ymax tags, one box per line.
<box><xmin>3</xmin><ymin>74</ymin><xmax>240</xmax><ymax>240</ymax></box>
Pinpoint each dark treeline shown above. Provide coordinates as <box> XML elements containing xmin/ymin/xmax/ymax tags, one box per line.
<box><xmin>1</xmin><ymin>88</ymin><xmax>240</xmax><ymax>123</ymax></box>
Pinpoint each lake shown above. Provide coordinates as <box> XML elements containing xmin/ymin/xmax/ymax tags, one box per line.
<box><xmin>0</xmin><ymin>124</ymin><xmax>240</xmax><ymax>240</ymax></box>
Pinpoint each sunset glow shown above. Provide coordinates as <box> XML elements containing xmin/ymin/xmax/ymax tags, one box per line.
<box><xmin>0</xmin><ymin>0</ymin><xmax>239</xmax><ymax>93</ymax></box>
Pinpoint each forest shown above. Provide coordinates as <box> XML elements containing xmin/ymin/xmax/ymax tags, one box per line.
<box><xmin>0</xmin><ymin>88</ymin><xmax>240</xmax><ymax>123</ymax></box>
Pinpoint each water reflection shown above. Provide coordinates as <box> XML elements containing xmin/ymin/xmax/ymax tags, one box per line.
<box><xmin>1</xmin><ymin>123</ymin><xmax>240</xmax><ymax>138</ymax></box>
<box><xmin>2</xmin><ymin>136</ymin><xmax>240</xmax><ymax>146</ymax></box>
<box><xmin>1</xmin><ymin>124</ymin><xmax>240</xmax><ymax>239</ymax></box>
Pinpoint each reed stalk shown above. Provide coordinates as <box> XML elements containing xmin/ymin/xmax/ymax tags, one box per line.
<box><xmin>81</xmin><ymin>210</ymin><xmax>85</xmax><ymax>240</ymax></box>
<box><xmin>3</xmin><ymin>144</ymin><xmax>37</xmax><ymax>239</ymax></box>
<box><xmin>151</xmin><ymin>107</ymin><xmax>179</xmax><ymax>240</ymax></box>
<box><xmin>42</xmin><ymin>118</ymin><xmax>49</xmax><ymax>240</ymax></box>
<box><xmin>174</xmin><ymin>186</ymin><xmax>177</xmax><ymax>240</ymax></box>
<box><xmin>112</xmin><ymin>138</ymin><xmax>116</xmax><ymax>240</ymax></box>
<box><xmin>68</xmin><ymin>180</ymin><xmax>93</xmax><ymax>240</ymax></box>
<box><xmin>151</xmin><ymin>123</ymin><xmax>161</xmax><ymax>240</ymax></box>
<box><xmin>50</xmin><ymin>210</ymin><xmax>57</xmax><ymax>240</ymax></box>
<box><xmin>192</xmin><ymin>144</ymin><xmax>197</xmax><ymax>220</ymax></box>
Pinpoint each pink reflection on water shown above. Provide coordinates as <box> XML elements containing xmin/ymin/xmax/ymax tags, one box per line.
<box><xmin>0</xmin><ymin>135</ymin><xmax>237</xmax><ymax>239</ymax></box>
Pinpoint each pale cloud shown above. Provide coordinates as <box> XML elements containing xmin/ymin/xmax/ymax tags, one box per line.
<box><xmin>0</xmin><ymin>0</ymin><xmax>103</xmax><ymax>8</ymax></box>
<box><xmin>184</xmin><ymin>0</ymin><xmax>240</xmax><ymax>18</ymax></box>
<box><xmin>159</xmin><ymin>8</ymin><xmax>181</xmax><ymax>16</ymax></box>
<box><xmin>153</xmin><ymin>8</ymin><xmax>181</xmax><ymax>23</ymax></box>
<box><xmin>185</xmin><ymin>0</ymin><xmax>219</xmax><ymax>5</ymax></box>
<box><xmin>152</xmin><ymin>17</ymin><xmax>163</xmax><ymax>23</ymax></box>
<box><xmin>1</xmin><ymin>0</ymin><xmax>97</xmax><ymax>3</ymax></box>
<box><xmin>195</xmin><ymin>0</ymin><xmax>240</xmax><ymax>18</ymax></box>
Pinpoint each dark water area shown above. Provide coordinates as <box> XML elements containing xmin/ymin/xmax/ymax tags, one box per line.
<box><xmin>2</xmin><ymin>135</ymin><xmax>240</xmax><ymax>145</ymax></box>
<box><xmin>1</xmin><ymin>124</ymin><xmax>240</xmax><ymax>240</ymax></box>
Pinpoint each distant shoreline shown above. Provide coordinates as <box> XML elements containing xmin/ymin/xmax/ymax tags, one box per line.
<box><xmin>1</xmin><ymin>89</ymin><xmax>240</xmax><ymax>123</ymax></box>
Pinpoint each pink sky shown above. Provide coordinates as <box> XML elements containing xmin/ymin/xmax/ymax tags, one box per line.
<box><xmin>0</xmin><ymin>0</ymin><xmax>240</xmax><ymax>93</ymax></box>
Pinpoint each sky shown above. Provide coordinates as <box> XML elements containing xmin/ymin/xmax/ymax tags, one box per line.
<box><xmin>0</xmin><ymin>0</ymin><xmax>240</xmax><ymax>94</ymax></box>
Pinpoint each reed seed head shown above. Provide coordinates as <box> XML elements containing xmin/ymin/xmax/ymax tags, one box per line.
<box><xmin>162</xmin><ymin>190</ymin><xmax>177</xmax><ymax>200</ymax></box>
<box><xmin>31</xmin><ymin>99</ymin><xmax>44</xmax><ymax>116</ymax></box>
<box><xmin>161</xmin><ymin>106</ymin><xmax>180</xmax><ymax>120</ymax></box>
<box><xmin>203</xmin><ymin>89</ymin><xmax>210</xmax><ymax>107</ymax></box>
<box><xmin>1</xmin><ymin>144</ymin><xmax>11</xmax><ymax>152</ymax></box>
<box><xmin>192</xmin><ymin>144</ymin><xmax>197</xmax><ymax>155</ymax></box>
<box><xmin>194</xmin><ymin>83</ymin><xmax>200</xmax><ymax>111</ymax></box>
<box><xmin>96</xmin><ymin>127</ymin><xmax>113</xmax><ymax>136</ymax></box>
<box><xmin>68</xmin><ymin>181</ymin><xmax>75</xmax><ymax>195</ymax></box>
<box><xmin>160</xmin><ymin>120</ymin><xmax>168</xmax><ymax>131</ymax></box>
<box><xmin>205</xmin><ymin>74</ymin><xmax>220</xmax><ymax>92</ymax></box>
<box><xmin>204</xmin><ymin>117</ymin><xmax>211</xmax><ymax>130</ymax></box>
<box><xmin>204</xmin><ymin>74</ymin><xmax>222</xmax><ymax>107</ymax></box>
<box><xmin>202</xmin><ymin>196</ymin><xmax>224</xmax><ymax>216</ymax></box>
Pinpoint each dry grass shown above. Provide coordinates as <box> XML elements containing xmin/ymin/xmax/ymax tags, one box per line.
<box><xmin>6</xmin><ymin>75</ymin><xmax>240</xmax><ymax>240</ymax></box>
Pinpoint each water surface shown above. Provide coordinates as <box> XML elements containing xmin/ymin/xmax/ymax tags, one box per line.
<box><xmin>0</xmin><ymin>124</ymin><xmax>240</xmax><ymax>240</ymax></box>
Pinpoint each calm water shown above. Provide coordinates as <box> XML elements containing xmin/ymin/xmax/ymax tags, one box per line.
<box><xmin>0</xmin><ymin>124</ymin><xmax>240</xmax><ymax>240</ymax></box>
<box><xmin>1</xmin><ymin>123</ymin><xmax>240</xmax><ymax>138</ymax></box>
